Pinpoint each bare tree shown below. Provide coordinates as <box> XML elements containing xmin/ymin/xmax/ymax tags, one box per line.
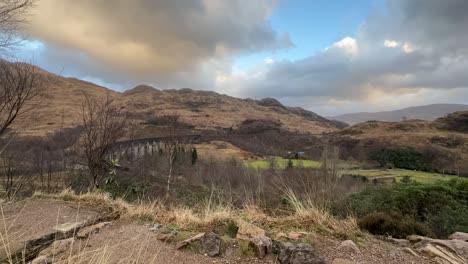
<box><xmin>81</xmin><ymin>94</ymin><xmax>127</xmax><ymax>189</ymax></box>
<box><xmin>0</xmin><ymin>0</ymin><xmax>35</xmax><ymax>55</ymax></box>
<box><xmin>0</xmin><ymin>61</ymin><xmax>42</xmax><ymax>136</ymax></box>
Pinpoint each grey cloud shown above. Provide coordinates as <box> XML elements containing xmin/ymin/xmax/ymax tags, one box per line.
<box><xmin>234</xmin><ymin>0</ymin><xmax>468</xmax><ymax>104</ymax></box>
<box><xmin>24</xmin><ymin>0</ymin><xmax>290</xmax><ymax>89</ymax></box>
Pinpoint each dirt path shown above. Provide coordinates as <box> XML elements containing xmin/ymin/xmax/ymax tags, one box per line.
<box><xmin>0</xmin><ymin>199</ymin><xmax>439</xmax><ymax>264</ymax></box>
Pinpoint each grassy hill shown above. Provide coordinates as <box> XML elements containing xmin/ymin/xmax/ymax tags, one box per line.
<box><xmin>10</xmin><ymin>64</ymin><xmax>338</xmax><ymax>137</ymax></box>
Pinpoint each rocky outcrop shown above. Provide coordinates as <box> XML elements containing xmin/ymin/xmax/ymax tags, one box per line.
<box><xmin>236</xmin><ymin>220</ymin><xmax>265</xmax><ymax>240</ymax></box>
<box><xmin>337</xmin><ymin>240</ymin><xmax>361</xmax><ymax>254</ymax></box>
<box><xmin>76</xmin><ymin>222</ymin><xmax>111</xmax><ymax>239</ymax></box>
<box><xmin>278</xmin><ymin>242</ymin><xmax>325</xmax><ymax>264</ymax></box>
<box><xmin>31</xmin><ymin>238</ymin><xmax>75</xmax><ymax>264</ymax></box>
<box><xmin>409</xmin><ymin>235</ymin><xmax>468</xmax><ymax>264</ymax></box>
<box><xmin>249</xmin><ymin>235</ymin><xmax>272</xmax><ymax>259</ymax></box>
<box><xmin>201</xmin><ymin>232</ymin><xmax>223</xmax><ymax>257</ymax></box>
<box><xmin>449</xmin><ymin>232</ymin><xmax>468</xmax><ymax>242</ymax></box>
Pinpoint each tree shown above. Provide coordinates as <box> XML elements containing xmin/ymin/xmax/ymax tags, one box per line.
<box><xmin>0</xmin><ymin>61</ymin><xmax>42</xmax><ymax>136</ymax></box>
<box><xmin>191</xmin><ymin>147</ymin><xmax>198</xmax><ymax>165</ymax></box>
<box><xmin>81</xmin><ymin>94</ymin><xmax>127</xmax><ymax>189</ymax></box>
<box><xmin>0</xmin><ymin>0</ymin><xmax>35</xmax><ymax>55</ymax></box>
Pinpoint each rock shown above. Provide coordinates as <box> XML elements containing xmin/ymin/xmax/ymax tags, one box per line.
<box><xmin>149</xmin><ymin>223</ymin><xmax>163</xmax><ymax>232</ymax></box>
<box><xmin>278</xmin><ymin>243</ymin><xmax>325</xmax><ymax>264</ymax></box>
<box><xmin>30</xmin><ymin>255</ymin><xmax>49</xmax><ymax>264</ymax></box>
<box><xmin>287</xmin><ymin>232</ymin><xmax>308</xmax><ymax>241</ymax></box>
<box><xmin>337</xmin><ymin>240</ymin><xmax>361</xmax><ymax>254</ymax></box>
<box><xmin>249</xmin><ymin>235</ymin><xmax>272</xmax><ymax>258</ymax></box>
<box><xmin>0</xmin><ymin>240</ymin><xmax>24</xmax><ymax>262</ymax></box>
<box><xmin>412</xmin><ymin>236</ymin><xmax>468</xmax><ymax>263</ymax></box>
<box><xmin>407</xmin><ymin>235</ymin><xmax>427</xmax><ymax>244</ymax></box>
<box><xmin>201</xmin><ymin>232</ymin><xmax>223</xmax><ymax>257</ymax></box>
<box><xmin>76</xmin><ymin>222</ymin><xmax>111</xmax><ymax>239</ymax></box>
<box><xmin>32</xmin><ymin>238</ymin><xmax>74</xmax><ymax>263</ymax></box>
<box><xmin>403</xmin><ymin>247</ymin><xmax>419</xmax><ymax>257</ymax></box>
<box><xmin>236</xmin><ymin>219</ymin><xmax>265</xmax><ymax>240</ymax></box>
<box><xmin>175</xmin><ymin>233</ymin><xmax>205</xmax><ymax>250</ymax></box>
<box><xmin>416</xmin><ymin>242</ymin><xmax>466</xmax><ymax>264</ymax></box>
<box><xmin>386</xmin><ymin>237</ymin><xmax>410</xmax><ymax>247</ymax></box>
<box><xmin>332</xmin><ymin>258</ymin><xmax>357</xmax><ymax>264</ymax></box>
<box><xmin>449</xmin><ymin>232</ymin><xmax>468</xmax><ymax>242</ymax></box>
<box><xmin>54</xmin><ymin>222</ymin><xmax>83</xmax><ymax>236</ymax></box>
<box><xmin>276</xmin><ymin>232</ymin><xmax>288</xmax><ymax>240</ymax></box>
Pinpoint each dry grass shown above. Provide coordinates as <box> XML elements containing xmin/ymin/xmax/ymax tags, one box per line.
<box><xmin>31</xmin><ymin>189</ymin><xmax>363</xmax><ymax>240</ymax></box>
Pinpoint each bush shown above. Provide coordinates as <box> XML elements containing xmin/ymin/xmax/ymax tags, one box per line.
<box><xmin>341</xmin><ymin>178</ymin><xmax>468</xmax><ymax>238</ymax></box>
<box><xmin>358</xmin><ymin>212</ymin><xmax>433</xmax><ymax>238</ymax></box>
<box><xmin>369</xmin><ymin>148</ymin><xmax>426</xmax><ymax>170</ymax></box>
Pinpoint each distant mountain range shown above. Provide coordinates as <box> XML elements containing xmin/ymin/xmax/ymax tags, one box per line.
<box><xmin>329</xmin><ymin>104</ymin><xmax>468</xmax><ymax>125</ymax></box>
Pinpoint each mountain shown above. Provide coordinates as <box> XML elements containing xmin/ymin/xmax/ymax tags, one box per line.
<box><xmin>10</xmin><ymin>64</ymin><xmax>338</xmax><ymax>137</ymax></box>
<box><xmin>329</xmin><ymin>104</ymin><xmax>468</xmax><ymax>125</ymax></box>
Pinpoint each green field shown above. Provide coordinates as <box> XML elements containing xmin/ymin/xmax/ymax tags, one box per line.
<box><xmin>342</xmin><ymin>169</ymin><xmax>457</xmax><ymax>184</ymax></box>
<box><xmin>244</xmin><ymin>158</ymin><xmax>321</xmax><ymax>169</ymax></box>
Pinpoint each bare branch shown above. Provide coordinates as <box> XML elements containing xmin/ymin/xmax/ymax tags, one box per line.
<box><xmin>0</xmin><ymin>60</ymin><xmax>43</xmax><ymax>136</ymax></box>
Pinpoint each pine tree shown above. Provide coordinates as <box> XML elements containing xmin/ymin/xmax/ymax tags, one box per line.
<box><xmin>192</xmin><ymin>147</ymin><xmax>198</xmax><ymax>165</ymax></box>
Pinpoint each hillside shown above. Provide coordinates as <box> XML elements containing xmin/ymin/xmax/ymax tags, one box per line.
<box><xmin>327</xmin><ymin>112</ymin><xmax>468</xmax><ymax>175</ymax></box>
<box><xmin>11</xmin><ymin>64</ymin><xmax>338</xmax><ymax>137</ymax></box>
<box><xmin>329</xmin><ymin>104</ymin><xmax>468</xmax><ymax>125</ymax></box>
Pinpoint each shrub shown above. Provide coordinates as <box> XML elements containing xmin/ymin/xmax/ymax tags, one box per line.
<box><xmin>342</xmin><ymin>178</ymin><xmax>468</xmax><ymax>238</ymax></box>
<box><xmin>358</xmin><ymin>212</ymin><xmax>433</xmax><ymax>238</ymax></box>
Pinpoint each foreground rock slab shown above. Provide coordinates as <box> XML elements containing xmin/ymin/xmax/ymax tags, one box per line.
<box><xmin>278</xmin><ymin>242</ymin><xmax>325</xmax><ymax>264</ymax></box>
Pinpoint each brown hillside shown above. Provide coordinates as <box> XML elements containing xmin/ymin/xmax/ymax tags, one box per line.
<box><xmin>327</xmin><ymin>115</ymin><xmax>468</xmax><ymax>174</ymax></box>
<box><xmin>10</xmin><ymin>65</ymin><xmax>338</xmax><ymax>137</ymax></box>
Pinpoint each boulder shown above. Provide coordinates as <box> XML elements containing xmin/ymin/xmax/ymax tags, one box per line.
<box><xmin>402</xmin><ymin>247</ymin><xmax>419</xmax><ymax>257</ymax></box>
<box><xmin>287</xmin><ymin>232</ymin><xmax>308</xmax><ymax>241</ymax></box>
<box><xmin>249</xmin><ymin>235</ymin><xmax>272</xmax><ymax>258</ymax></box>
<box><xmin>337</xmin><ymin>240</ymin><xmax>361</xmax><ymax>254</ymax></box>
<box><xmin>236</xmin><ymin>219</ymin><xmax>265</xmax><ymax>240</ymax></box>
<box><xmin>175</xmin><ymin>233</ymin><xmax>205</xmax><ymax>250</ymax></box>
<box><xmin>416</xmin><ymin>242</ymin><xmax>466</xmax><ymax>264</ymax></box>
<box><xmin>449</xmin><ymin>232</ymin><xmax>468</xmax><ymax>242</ymax></box>
<box><xmin>407</xmin><ymin>235</ymin><xmax>427</xmax><ymax>244</ymax></box>
<box><xmin>276</xmin><ymin>232</ymin><xmax>288</xmax><ymax>240</ymax></box>
<box><xmin>201</xmin><ymin>232</ymin><xmax>223</xmax><ymax>257</ymax></box>
<box><xmin>54</xmin><ymin>222</ymin><xmax>84</xmax><ymax>237</ymax></box>
<box><xmin>386</xmin><ymin>237</ymin><xmax>410</xmax><ymax>247</ymax></box>
<box><xmin>31</xmin><ymin>238</ymin><xmax>74</xmax><ymax>264</ymax></box>
<box><xmin>278</xmin><ymin>242</ymin><xmax>325</xmax><ymax>264</ymax></box>
<box><xmin>76</xmin><ymin>222</ymin><xmax>111</xmax><ymax>239</ymax></box>
<box><xmin>413</xmin><ymin>236</ymin><xmax>468</xmax><ymax>263</ymax></box>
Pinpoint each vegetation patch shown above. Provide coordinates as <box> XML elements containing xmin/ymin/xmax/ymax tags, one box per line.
<box><xmin>339</xmin><ymin>178</ymin><xmax>468</xmax><ymax>238</ymax></box>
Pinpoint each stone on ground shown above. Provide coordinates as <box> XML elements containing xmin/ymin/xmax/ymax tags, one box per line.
<box><xmin>76</xmin><ymin>222</ymin><xmax>111</xmax><ymax>239</ymax></box>
<box><xmin>201</xmin><ymin>232</ymin><xmax>223</xmax><ymax>257</ymax></box>
<box><xmin>249</xmin><ymin>235</ymin><xmax>272</xmax><ymax>258</ymax></box>
<box><xmin>337</xmin><ymin>240</ymin><xmax>361</xmax><ymax>254</ymax></box>
<box><xmin>449</xmin><ymin>232</ymin><xmax>468</xmax><ymax>242</ymax></box>
<box><xmin>236</xmin><ymin>219</ymin><xmax>265</xmax><ymax>240</ymax></box>
<box><xmin>176</xmin><ymin>233</ymin><xmax>206</xmax><ymax>249</ymax></box>
<box><xmin>278</xmin><ymin>242</ymin><xmax>325</xmax><ymax>264</ymax></box>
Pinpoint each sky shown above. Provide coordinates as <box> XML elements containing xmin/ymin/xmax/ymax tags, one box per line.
<box><xmin>15</xmin><ymin>0</ymin><xmax>468</xmax><ymax>116</ymax></box>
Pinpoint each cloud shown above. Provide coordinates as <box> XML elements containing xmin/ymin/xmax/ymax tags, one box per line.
<box><xmin>217</xmin><ymin>0</ymin><xmax>468</xmax><ymax>114</ymax></box>
<box><xmin>23</xmin><ymin>0</ymin><xmax>291</xmax><ymax>89</ymax></box>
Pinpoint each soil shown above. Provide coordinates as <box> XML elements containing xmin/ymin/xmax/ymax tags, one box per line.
<box><xmin>0</xmin><ymin>199</ymin><xmax>439</xmax><ymax>264</ymax></box>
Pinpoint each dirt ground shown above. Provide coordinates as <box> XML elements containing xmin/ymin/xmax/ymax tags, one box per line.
<box><xmin>0</xmin><ymin>199</ymin><xmax>438</xmax><ymax>264</ymax></box>
<box><xmin>0</xmin><ymin>199</ymin><xmax>100</xmax><ymax>243</ymax></box>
